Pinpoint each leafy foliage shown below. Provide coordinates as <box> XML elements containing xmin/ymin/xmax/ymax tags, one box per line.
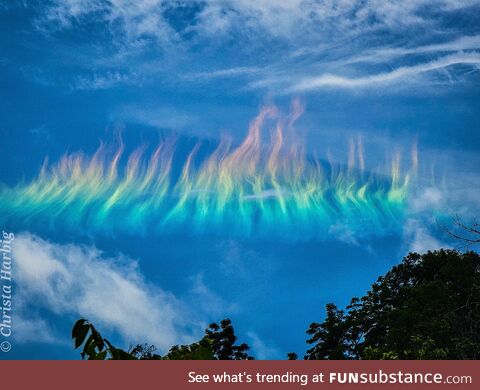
<box><xmin>72</xmin><ymin>319</ymin><xmax>135</xmax><ymax>360</ymax></box>
<box><xmin>305</xmin><ymin>303</ymin><xmax>348</xmax><ymax>359</ymax></box>
<box><xmin>205</xmin><ymin>319</ymin><xmax>254</xmax><ymax>360</ymax></box>
<box><xmin>286</xmin><ymin>352</ymin><xmax>298</xmax><ymax>360</ymax></box>
<box><xmin>162</xmin><ymin>339</ymin><xmax>214</xmax><ymax>360</ymax></box>
<box><xmin>72</xmin><ymin>318</ymin><xmax>251</xmax><ymax>360</ymax></box>
<box><xmin>304</xmin><ymin>250</ymin><xmax>480</xmax><ymax>360</ymax></box>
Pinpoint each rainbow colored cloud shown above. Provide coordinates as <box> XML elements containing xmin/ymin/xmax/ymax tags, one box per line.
<box><xmin>0</xmin><ymin>103</ymin><xmax>416</xmax><ymax>239</ymax></box>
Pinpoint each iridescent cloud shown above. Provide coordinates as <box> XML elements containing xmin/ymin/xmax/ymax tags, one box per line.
<box><xmin>0</xmin><ymin>103</ymin><xmax>417</xmax><ymax>239</ymax></box>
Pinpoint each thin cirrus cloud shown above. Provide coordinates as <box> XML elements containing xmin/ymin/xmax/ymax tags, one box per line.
<box><xmin>184</xmin><ymin>66</ymin><xmax>261</xmax><ymax>80</ymax></box>
<box><xmin>338</xmin><ymin>35</ymin><xmax>480</xmax><ymax>65</ymax></box>
<box><xmin>12</xmin><ymin>1</ymin><xmax>480</xmax><ymax>92</ymax></box>
<box><xmin>38</xmin><ymin>1</ymin><xmax>480</xmax><ymax>41</ymax></box>
<box><xmin>288</xmin><ymin>53</ymin><xmax>480</xmax><ymax>92</ymax></box>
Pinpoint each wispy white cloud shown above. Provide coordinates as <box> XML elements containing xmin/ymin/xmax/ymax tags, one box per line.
<box><xmin>14</xmin><ymin>315</ymin><xmax>66</xmax><ymax>346</ymax></box>
<box><xmin>71</xmin><ymin>71</ymin><xmax>139</xmax><ymax>90</ymax></box>
<box><xmin>403</xmin><ymin>218</ymin><xmax>450</xmax><ymax>254</ymax></box>
<box><xmin>289</xmin><ymin>53</ymin><xmax>480</xmax><ymax>92</ymax></box>
<box><xmin>341</xmin><ymin>35</ymin><xmax>480</xmax><ymax>65</ymax></box>
<box><xmin>193</xmin><ymin>0</ymin><xmax>480</xmax><ymax>41</ymax></box>
<box><xmin>243</xmin><ymin>188</ymin><xmax>287</xmax><ymax>201</ymax></box>
<box><xmin>247</xmin><ymin>331</ymin><xmax>280</xmax><ymax>359</ymax></box>
<box><xmin>188</xmin><ymin>273</ymin><xmax>239</xmax><ymax>316</ymax></box>
<box><xmin>12</xmin><ymin>233</ymin><xmax>223</xmax><ymax>350</ymax></box>
<box><xmin>14</xmin><ymin>0</ymin><xmax>480</xmax><ymax>92</ymax></box>
<box><xmin>403</xmin><ymin>166</ymin><xmax>480</xmax><ymax>254</ymax></box>
<box><xmin>328</xmin><ymin>222</ymin><xmax>360</xmax><ymax>246</ymax></box>
<box><xmin>410</xmin><ymin>187</ymin><xmax>444</xmax><ymax>214</ymax></box>
<box><xmin>38</xmin><ymin>0</ymin><xmax>179</xmax><ymax>46</ymax></box>
<box><xmin>185</xmin><ymin>66</ymin><xmax>260</xmax><ymax>80</ymax></box>
<box><xmin>38</xmin><ymin>1</ymin><xmax>480</xmax><ymax>43</ymax></box>
<box><xmin>110</xmin><ymin>104</ymin><xmax>195</xmax><ymax>129</ymax></box>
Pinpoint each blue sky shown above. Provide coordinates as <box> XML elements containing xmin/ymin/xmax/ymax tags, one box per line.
<box><xmin>1</xmin><ymin>0</ymin><xmax>480</xmax><ymax>359</ymax></box>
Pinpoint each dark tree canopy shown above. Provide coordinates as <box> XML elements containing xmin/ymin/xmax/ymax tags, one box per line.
<box><xmin>304</xmin><ymin>250</ymin><xmax>480</xmax><ymax>360</ymax></box>
<box><xmin>305</xmin><ymin>303</ymin><xmax>348</xmax><ymax>360</ymax></box>
<box><xmin>205</xmin><ymin>319</ymin><xmax>254</xmax><ymax>360</ymax></box>
<box><xmin>72</xmin><ymin>318</ymin><xmax>252</xmax><ymax>360</ymax></box>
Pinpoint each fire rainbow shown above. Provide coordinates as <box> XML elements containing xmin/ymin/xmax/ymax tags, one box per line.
<box><xmin>0</xmin><ymin>104</ymin><xmax>417</xmax><ymax>239</ymax></box>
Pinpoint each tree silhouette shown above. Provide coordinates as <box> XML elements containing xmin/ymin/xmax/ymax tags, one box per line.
<box><xmin>205</xmin><ymin>319</ymin><xmax>254</xmax><ymax>360</ymax></box>
<box><xmin>305</xmin><ymin>303</ymin><xmax>349</xmax><ymax>359</ymax></box>
<box><xmin>72</xmin><ymin>318</ymin><xmax>252</xmax><ymax>360</ymax></box>
<box><xmin>303</xmin><ymin>250</ymin><xmax>480</xmax><ymax>360</ymax></box>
